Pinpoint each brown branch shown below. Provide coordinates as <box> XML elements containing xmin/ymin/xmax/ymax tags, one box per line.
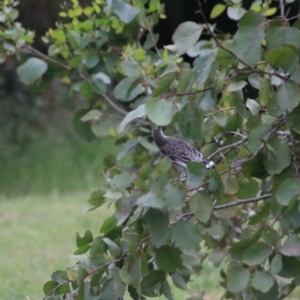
<box><xmin>213</xmin><ymin>194</ymin><xmax>271</xmax><ymax>210</ymax></box>
<box><xmin>208</xmin><ymin>135</ymin><xmax>248</xmax><ymax>160</ymax></box>
<box><xmin>160</xmin><ymin>86</ymin><xmax>216</xmax><ymax>98</ymax></box>
<box><xmin>21</xmin><ymin>44</ymin><xmax>71</xmax><ymax>70</ymax></box>
<box><xmin>174</xmin><ymin>194</ymin><xmax>271</xmax><ymax>223</ymax></box>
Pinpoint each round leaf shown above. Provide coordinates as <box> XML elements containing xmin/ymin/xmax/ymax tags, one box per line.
<box><xmin>263</xmin><ymin>138</ymin><xmax>291</xmax><ymax>175</ymax></box>
<box><xmin>210</xmin><ymin>4</ymin><xmax>226</xmax><ymax>19</ymax></box>
<box><xmin>172</xmin><ymin>21</ymin><xmax>202</xmax><ymax>55</ymax></box>
<box><xmin>114</xmin><ymin>77</ymin><xmax>144</xmax><ymax>102</ymax></box>
<box><xmin>276</xmin><ymin>178</ymin><xmax>300</xmax><ymax>206</ymax></box>
<box><xmin>243</xmin><ymin>242</ymin><xmax>273</xmax><ymax>266</ymax></box>
<box><xmin>276</xmin><ymin>80</ymin><xmax>300</xmax><ymax>112</ymax></box>
<box><xmin>227</xmin><ymin>264</ymin><xmax>250</xmax><ymax>293</ymax></box>
<box><xmin>17</xmin><ymin>58</ymin><xmax>48</xmax><ymax>85</ymax></box>
<box><xmin>145</xmin><ymin>98</ymin><xmax>174</xmax><ymax>126</ymax></box>
<box><xmin>251</xmin><ymin>271</ymin><xmax>274</xmax><ymax>293</ymax></box>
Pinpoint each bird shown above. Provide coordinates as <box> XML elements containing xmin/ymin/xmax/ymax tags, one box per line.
<box><xmin>152</xmin><ymin>126</ymin><xmax>215</xmax><ymax>169</ymax></box>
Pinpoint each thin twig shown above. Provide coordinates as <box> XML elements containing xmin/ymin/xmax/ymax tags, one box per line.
<box><xmin>42</xmin><ymin>280</ymin><xmax>70</xmax><ymax>300</ymax></box>
<box><xmin>21</xmin><ymin>44</ymin><xmax>71</xmax><ymax>70</ymax></box>
<box><xmin>174</xmin><ymin>194</ymin><xmax>271</xmax><ymax>222</ymax></box>
<box><xmin>214</xmin><ymin>194</ymin><xmax>271</xmax><ymax>210</ymax></box>
<box><xmin>160</xmin><ymin>86</ymin><xmax>216</xmax><ymax>98</ymax></box>
<box><xmin>279</xmin><ymin>0</ymin><xmax>285</xmax><ymax>18</ymax></box>
<box><xmin>208</xmin><ymin>136</ymin><xmax>248</xmax><ymax>159</ymax></box>
<box><xmin>102</xmin><ymin>93</ymin><xmax>127</xmax><ymax>115</ymax></box>
<box><xmin>147</xmin><ymin>26</ymin><xmax>162</xmax><ymax>59</ymax></box>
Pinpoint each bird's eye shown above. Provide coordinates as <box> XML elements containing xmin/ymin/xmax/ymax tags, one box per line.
<box><xmin>147</xmin><ymin>136</ymin><xmax>154</xmax><ymax>142</ymax></box>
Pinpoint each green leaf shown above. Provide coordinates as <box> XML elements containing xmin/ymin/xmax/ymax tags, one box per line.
<box><xmin>141</xmin><ymin>270</ymin><xmax>165</xmax><ymax>288</ymax></box>
<box><xmin>227</xmin><ymin>80</ymin><xmax>247</xmax><ymax>92</ymax></box>
<box><xmin>276</xmin><ymin>80</ymin><xmax>300</xmax><ymax>112</ymax></box>
<box><xmin>111</xmin><ymin>171</ymin><xmax>132</xmax><ymax>189</ymax></box>
<box><xmin>265</xmin><ymin>27</ymin><xmax>300</xmax><ymax>51</ymax></box>
<box><xmin>84</xmin><ymin>54</ymin><xmax>99</xmax><ymax>68</ymax></box>
<box><xmin>92</xmin><ymin>72</ymin><xmax>111</xmax><ymax>93</ymax></box>
<box><xmin>266</xmin><ymin>45</ymin><xmax>298</xmax><ymax>73</ymax></box>
<box><xmin>270</xmin><ymin>254</ymin><xmax>282</xmax><ymax>275</ymax></box>
<box><xmin>200</xmin><ymin>90</ymin><xmax>216</xmax><ymax>111</ymax></box>
<box><xmin>224</xmin><ymin>114</ymin><xmax>243</xmax><ymax>131</ymax></box>
<box><xmin>72</xmin><ymin>109</ymin><xmax>96</xmax><ymax>141</ymax></box>
<box><xmin>279</xmin><ymin>256</ymin><xmax>300</xmax><ymax>284</ymax></box>
<box><xmin>118</xmin><ymin>104</ymin><xmax>146</xmax><ymax>133</ymax></box>
<box><xmin>251</xmin><ymin>271</ymin><xmax>275</xmax><ymax>293</ymax></box>
<box><xmin>103</xmin><ymin>238</ymin><xmax>122</xmax><ymax>259</ymax></box>
<box><xmin>154</xmin><ymin>245</ymin><xmax>183</xmax><ymax>273</ymax></box>
<box><xmin>193</xmin><ymin>49</ymin><xmax>217</xmax><ymax>85</ymax></box>
<box><xmin>162</xmin><ymin>280</ymin><xmax>174</xmax><ymax>300</ymax></box>
<box><xmin>117</xmin><ymin>139</ymin><xmax>138</xmax><ymax>160</ymax></box>
<box><xmin>247</xmin><ymin>124</ymin><xmax>271</xmax><ymax>153</ymax></box>
<box><xmin>171</xmin><ymin>272</ymin><xmax>189</xmax><ymax>291</ymax></box>
<box><xmin>152</xmin><ymin>72</ymin><xmax>177</xmax><ymax>97</ymax></box>
<box><xmin>243</xmin><ymin>242</ymin><xmax>273</xmax><ymax>266</ymax></box>
<box><xmin>186</xmin><ymin>162</ymin><xmax>206</xmax><ymax>188</ymax></box>
<box><xmin>43</xmin><ymin>281</ymin><xmax>59</xmax><ymax>295</ymax></box>
<box><xmin>163</xmin><ymin>185</ymin><xmax>185</xmax><ymax>210</ymax></box>
<box><xmin>248</xmin><ymin>73</ymin><xmax>261</xmax><ymax>89</ymax></box>
<box><xmin>262</xmin><ymin>226</ymin><xmax>279</xmax><ymax>246</ymax></box>
<box><xmin>227</xmin><ymin>6</ymin><xmax>246</xmax><ymax>20</ymax></box>
<box><xmin>107</xmin><ymin>0</ymin><xmax>140</xmax><ymax>23</ymax></box>
<box><xmin>79</xmin><ymin>81</ymin><xmax>93</xmax><ymax>99</ymax></box>
<box><xmin>114</xmin><ymin>77</ymin><xmax>144</xmax><ymax>102</ymax></box>
<box><xmin>137</xmin><ymin>181</ymin><xmax>165</xmax><ymax>208</ymax></box>
<box><xmin>258</xmin><ymin>77</ymin><xmax>271</xmax><ymax>106</ymax></box>
<box><xmin>276</xmin><ymin>178</ymin><xmax>300</xmax><ymax>206</ymax></box>
<box><xmin>227</xmin><ymin>263</ymin><xmax>250</xmax><ymax>293</ymax></box>
<box><xmin>119</xmin><ymin>257</ymin><xmax>141</xmax><ymax>286</ymax></box>
<box><xmin>232</xmin><ymin>91</ymin><xmax>249</xmax><ymax>118</ymax></box>
<box><xmin>231</xmin><ymin>12</ymin><xmax>264</xmax><ymax>67</ymax></box>
<box><xmin>17</xmin><ymin>58</ymin><xmax>48</xmax><ymax>85</ymax></box>
<box><xmin>246</xmin><ymin>98</ymin><xmax>261</xmax><ymax>115</ymax></box>
<box><xmin>263</xmin><ymin>138</ymin><xmax>291</xmax><ymax>175</ymax></box>
<box><xmin>145</xmin><ymin>97</ymin><xmax>174</xmax><ymax>126</ymax></box>
<box><xmin>188</xmin><ymin>193</ymin><xmax>212</xmax><ymax>224</ymax></box>
<box><xmin>143</xmin><ymin>208</ymin><xmax>169</xmax><ymax>247</ymax></box>
<box><xmin>172</xmin><ymin>21</ymin><xmax>202</xmax><ymax>55</ymax></box>
<box><xmin>76</xmin><ymin>230</ymin><xmax>93</xmax><ymax>247</ymax></box>
<box><xmin>210</xmin><ymin>4</ymin><xmax>226</xmax><ymax>19</ymax></box>
<box><xmin>208</xmin><ymin>171</ymin><xmax>223</xmax><ymax>194</ymax></box>
<box><xmin>74</xmin><ymin>244</ymin><xmax>91</xmax><ymax>255</ymax></box>
<box><xmin>280</xmin><ymin>235</ymin><xmax>300</xmax><ymax>257</ymax></box>
<box><xmin>100</xmin><ymin>216</ymin><xmax>122</xmax><ymax>239</ymax></box>
<box><xmin>170</xmin><ymin>220</ymin><xmax>202</xmax><ymax>250</ymax></box>
<box><xmin>80</xmin><ymin>109</ymin><xmax>101</xmax><ymax>122</ymax></box>
<box><xmin>179</xmin><ymin>104</ymin><xmax>204</xmax><ymax>141</ymax></box>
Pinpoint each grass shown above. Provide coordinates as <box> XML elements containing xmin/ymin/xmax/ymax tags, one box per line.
<box><xmin>0</xmin><ymin>191</ymin><xmax>113</xmax><ymax>300</ymax></box>
<box><xmin>0</xmin><ymin>191</ymin><xmax>224</xmax><ymax>300</ymax></box>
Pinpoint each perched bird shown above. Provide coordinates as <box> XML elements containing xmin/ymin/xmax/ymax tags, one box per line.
<box><xmin>152</xmin><ymin>126</ymin><xmax>214</xmax><ymax>169</ymax></box>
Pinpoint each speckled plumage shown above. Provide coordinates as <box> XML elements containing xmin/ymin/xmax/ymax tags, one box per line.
<box><xmin>152</xmin><ymin>126</ymin><xmax>214</xmax><ymax>169</ymax></box>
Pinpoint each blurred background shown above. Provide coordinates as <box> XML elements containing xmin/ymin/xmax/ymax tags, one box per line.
<box><xmin>0</xmin><ymin>1</ymin><xmax>120</xmax><ymax>299</ymax></box>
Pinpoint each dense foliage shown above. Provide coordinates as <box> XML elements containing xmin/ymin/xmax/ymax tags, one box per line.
<box><xmin>2</xmin><ymin>0</ymin><xmax>300</xmax><ymax>299</ymax></box>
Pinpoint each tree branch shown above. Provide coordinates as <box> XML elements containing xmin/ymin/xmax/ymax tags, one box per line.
<box><xmin>208</xmin><ymin>135</ymin><xmax>248</xmax><ymax>160</ymax></box>
<box><xmin>160</xmin><ymin>86</ymin><xmax>216</xmax><ymax>98</ymax></box>
<box><xmin>213</xmin><ymin>194</ymin><xmax>271</xmax><ymax>210</ymax></box>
